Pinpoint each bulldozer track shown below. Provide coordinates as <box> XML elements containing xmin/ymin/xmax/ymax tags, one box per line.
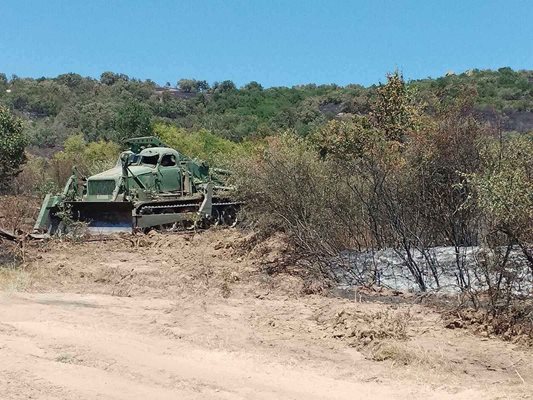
<box><xmin>138</xmin><ymin>201</ymin><xmax>241</xmax><ymax>213</ymax></box>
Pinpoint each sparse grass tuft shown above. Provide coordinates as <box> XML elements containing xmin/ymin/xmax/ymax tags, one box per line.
<box><xmin>0</xmin><ymin>266</ymin><xmax>33</xmax><ymax>291</ymax></box>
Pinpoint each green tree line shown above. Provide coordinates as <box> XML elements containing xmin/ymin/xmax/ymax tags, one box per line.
<box><xmin>0</xmin><ymin>68</ymin><xmax>531</xmax><ymax>151</ymax></box>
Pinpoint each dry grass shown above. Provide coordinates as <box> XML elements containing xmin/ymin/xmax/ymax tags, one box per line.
<box><xmin>0</xmin><ymin>265</ymin><xmax>34</xmax><ymax>292</ymax></box>
<box><xmin>0</xmin><ymin>236</ymin><xmax>49</xmax><ymax>293</ymax></box>
<box><xmin>316</xmin><ymin>305</ymin><xmax>459</xmax><ymax>372</ymax></box>
<box><xmin>369</xmin><ymin>341</ymin><xmax>453</xmax><ymax>371</ymax></box>
<box><xmin>319</xmin><ymin>308</ymin><xmax>411</xmax><ymax>348</ymax></box>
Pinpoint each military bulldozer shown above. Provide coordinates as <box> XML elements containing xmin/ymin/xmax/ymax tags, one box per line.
<box><xmin>34</xmin><ymin>136</ymin><xmax>239</xmax><ymax>234</ymax></box>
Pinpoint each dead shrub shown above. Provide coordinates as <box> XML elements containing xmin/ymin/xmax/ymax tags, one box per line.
<box><xmin>0</xmin><ymin>240</ymin><xmax>21</xmax><ymax>267</ymax></box>
<box><xmin>319</xmin><ymin>308</ymin><xmax>411</xmax><ymax>348</ymax></box>
<box><xmin>232</xmin><ymin>134</ymin><xmax>358</xmax><ymax>258</ymax></box>
<box><xmin>445</xmin><ymin>303</ymin><xmax>533</xmax><ymax>346</ymax></box>
<box><xmin>0</xmin><ymin>195</ymin><xmax>40</xmax><ymax>233</ymax></box>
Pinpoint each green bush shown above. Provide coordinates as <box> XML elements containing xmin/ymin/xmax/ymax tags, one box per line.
<box><xmin>469</xmin><ymin>134</ymin><xmax>533</xmax><ymax>266</ymax></box>
<box><xmin>51</xmin><ymin>135</ymin><xmax>120</xmax><ymax>182</ymax></box>
<box><xmin>0</xmin><ymin>105</ymin><xmax>27</xmax><ymax>192</ymax></box>
<box><xmin>17</xmin><ymin>135</ymin><xmax>121</xmax><ymax>193</ymax></box>
<box><xmin>153</xmin><ymin>123</ymin><xmax>258</xmax><ymax>165</ymax></box>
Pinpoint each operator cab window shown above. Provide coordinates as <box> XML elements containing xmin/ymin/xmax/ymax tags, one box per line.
<box><xmin>129</xmin><ymin>154</ymin><xmax>140</xmax><ymax>165</ymax></box>
<box><xmin>141</xmin><ymin>154</ymin><xmax>159</xmax><ymax>166</ymax></box>
<box><xmin>160</xmin><ymin>154</ymin><xmax>177</xmax><ymax>167</ymax></box>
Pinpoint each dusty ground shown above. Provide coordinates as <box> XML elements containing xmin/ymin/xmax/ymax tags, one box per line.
<box><xmin>0</xmin><ymin>229</ymin><xmax>532</xmax><ymax>399</ymax></box>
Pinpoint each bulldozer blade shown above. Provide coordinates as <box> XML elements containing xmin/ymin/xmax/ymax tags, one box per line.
<box><xmin>65</xmin><ymin>201</ymin><xmax>134</xmax><ymax>234</ymax></box>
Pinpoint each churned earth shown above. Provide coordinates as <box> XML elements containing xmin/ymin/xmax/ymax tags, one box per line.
<box><xmin>0</xmin><ymin>229</ymin><xmax>531</xmax><ymax>399</ymax></box>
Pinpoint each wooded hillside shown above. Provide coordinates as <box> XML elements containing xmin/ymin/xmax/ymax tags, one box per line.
<box><xmin>0</xmin><ymin>68</ymin><xmax>530</xmax><ymax>153</ymax></box>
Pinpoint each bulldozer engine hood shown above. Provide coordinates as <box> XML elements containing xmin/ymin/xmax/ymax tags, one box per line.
<box><xmin>86</xmin><ymin>165</ymin><xmax>155</xmax><ymax>200</ymax></box>
<box><xmin>89</xmin><ymin>165</ymin><xmax>154</xmax><ymax>180</ymax></box>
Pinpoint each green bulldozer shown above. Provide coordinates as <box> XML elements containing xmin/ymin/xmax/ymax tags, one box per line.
<box><xmin>34</xmin><ymin>136</ymin><xmax>239</xmax><ymax>234</ymax></box>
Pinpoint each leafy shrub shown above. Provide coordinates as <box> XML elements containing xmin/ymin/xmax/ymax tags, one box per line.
<box><xmin>0</xmin><ymin>105</ymin><xmax>27</xmax><ymax>192</ymax></box>
<box><xmin>468</xmin><ymin>133</ymin><xmax>533</xmax><ymax>274</ymax></box>
<box><xmin>471</xmin><ymin>134</ymin><xmax>533</xmax><ymax>247</ymax></box>
<box><xmin>17</xmin><ymin>135</ymin><xmax>120</xmax><ymax>193</ymax></box>
<box><xmin>52</xmin><ymin>134</ymin><xmax>120</xmax><ymax>178</ymax></box>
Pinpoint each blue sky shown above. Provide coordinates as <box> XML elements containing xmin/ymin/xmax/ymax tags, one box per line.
<box><xmin>0</xmin><ymin>0</ymin><xmax>531</xmax><ymax>87</ymax></box>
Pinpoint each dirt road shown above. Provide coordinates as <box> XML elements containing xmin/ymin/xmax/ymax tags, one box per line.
<box><xmin>0</xmin><ymin>230</ymin><xmax>531</xmax><ymax>399</ymax></box>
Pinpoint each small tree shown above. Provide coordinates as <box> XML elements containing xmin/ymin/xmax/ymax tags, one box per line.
<box><xmin>114</xmin><ymin>100</ymin><xmax>153</xmax><ymax>141</ymax></box>
<box><xmin>0</xmin><ymin>105</ymin><xmax>27</xmax><ymax>192</ymax></box>
<box><xmin>371</xmin><ymin>71</ymin><xmax>420</xmax><ymax>142</ymax></box>
<box><xmin>471</xmin><ymin>135</ymin><xmax>533</xmax><ymax>273</ymax></box>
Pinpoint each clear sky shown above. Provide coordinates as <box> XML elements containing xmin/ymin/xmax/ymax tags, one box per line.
<box><xmin>0</xmin><ymin>0</ymin><xmax>531</xmax><ymax>87</ymax></box>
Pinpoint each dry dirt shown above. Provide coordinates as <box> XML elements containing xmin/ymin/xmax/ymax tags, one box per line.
<box><xmin>0</xmin><ymin>229</ymin><xmax>532</xmax><ymax>399</ymax></box>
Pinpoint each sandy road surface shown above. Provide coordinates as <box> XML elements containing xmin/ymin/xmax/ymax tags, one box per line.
<box><xmin>0</xmin><ymin>292</ymin><xmax>503</xmax><ymax>400</ymax></box>
<box><xmin>0</xmin><ymin>230</ymin><xmax>532</xmax><ymax>399</ymax></box>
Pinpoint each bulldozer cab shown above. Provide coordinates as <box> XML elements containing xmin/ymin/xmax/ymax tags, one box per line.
<box><xmin>138</xmin><ymin>148</ymin><xmax>183</xmax><ymax>192</ymax></box>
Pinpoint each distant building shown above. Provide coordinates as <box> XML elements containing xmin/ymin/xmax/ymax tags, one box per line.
<box><xmin>154</xmin><ymin>87</ymin><xmax>198</xmax><ymax>100</ymax></box>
